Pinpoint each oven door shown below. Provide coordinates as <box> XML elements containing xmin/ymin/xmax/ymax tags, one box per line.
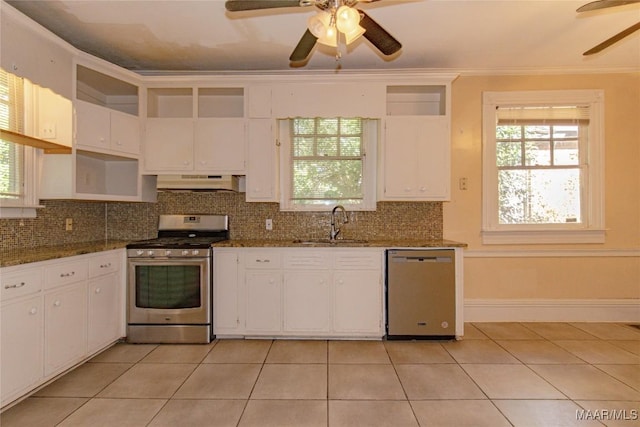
<box><xmin>127</xmin><ymin>256</ymin><xmax>211</xmax><ymax>325</ymax></box>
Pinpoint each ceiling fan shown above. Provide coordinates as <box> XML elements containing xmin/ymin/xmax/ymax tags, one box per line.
<box><xmin>224</xmin><ymin>0</ymin><xmax>402</xmax><ymax>63</ymax></box>
<box><xmin>578</xmin><ymin>0</ymin><xmax>640</xmax><ymax>55</ymax></box>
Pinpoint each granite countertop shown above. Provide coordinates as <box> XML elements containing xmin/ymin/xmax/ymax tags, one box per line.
<box><xmin>213</xmin><ymin>239</ymin><xmax>467</xmax><ymax>248</ymax></box>
<box><xmin>0</xmin><ymin>240</ymin><xmax>130</xmax><ymax>268</ymax></box>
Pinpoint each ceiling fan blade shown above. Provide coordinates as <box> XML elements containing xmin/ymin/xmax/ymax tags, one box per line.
<box><xmin>225</xmin><ymin>0</ymin><xmax>304</xmax><ymax>12</ymax></box>
<box><xmin>584</xmin><ymin>21</ymin><xmax>640</xmax><ymax>54</ymax></box>
<box><xmin>359</xmin><ymin>11</ymin><xmax>402</xmax><ymax>56</ymax></box>
<box><xmin>290</xmin><ymin>29</ymin><xmax>318</xmax><ymax>62</ymax></box>
<box><xmin>577</xmin><ymin>0</ymin><xmax>640</xmax><ymax>13</ymax></box>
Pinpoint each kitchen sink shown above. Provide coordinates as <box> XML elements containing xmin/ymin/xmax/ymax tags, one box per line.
<box><xmin>292</xmin><ymin>238</ymin><xmax>369</xmax><ymax>245</ymax></box>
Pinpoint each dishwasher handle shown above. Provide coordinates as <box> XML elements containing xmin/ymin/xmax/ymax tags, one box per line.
<box><xmin>391</xmin><ymin>256</ymin><xmax>452</xmax><ymax>263</ymax></box>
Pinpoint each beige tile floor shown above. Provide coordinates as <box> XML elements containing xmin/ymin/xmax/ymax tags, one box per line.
<box><xmin>1</xmin><ymin>322</ymin><xmax>639</xmax><ymax>427</ymax></box>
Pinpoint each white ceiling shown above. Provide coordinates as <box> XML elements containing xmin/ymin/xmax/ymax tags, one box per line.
<box><xmin>5</xmin><ymin>0</ymin><xmax>640</xmax><ymax>74</ymax></box>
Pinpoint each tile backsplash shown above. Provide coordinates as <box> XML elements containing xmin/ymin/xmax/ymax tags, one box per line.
<box><xmin>0</xmin><ymin>192</ymin><xmax>443</xmax><ymax>252</ymax></box>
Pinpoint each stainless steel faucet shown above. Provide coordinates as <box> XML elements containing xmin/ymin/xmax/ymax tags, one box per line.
<box><xmin>330</xmin><ymin>205</ymin><xmax>349</xmax><ymax>241</ymax></box>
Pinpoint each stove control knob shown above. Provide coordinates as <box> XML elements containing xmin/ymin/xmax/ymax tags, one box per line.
<box><xmin>136</xmin><ymin>250</ymin><xmax>144</xmax><ymax>256</ymax></box>
<box><xmin>147</xmin><ymin>250</ymin><xmax>154</xmax><ymax>256</ymax></box>
<box><xmin>165</xmin><ymin>250</ymin><xmax>172</xmax><ymax>256</ymax></box>
<box><xmin>182</xmin><ymin>250</ymin><xmax>190</xmax><ymax>256</ymax></box>
<box><xmin>192</xmin><ymin>250</ymin><xmax>200</xmax><ymax>256</ymax></box>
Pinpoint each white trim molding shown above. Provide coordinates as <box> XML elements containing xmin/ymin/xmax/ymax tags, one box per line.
<box><xmin>464</xmin><ymin>299</ymin><xmax>640</xmax><ymax>323</ymax></box>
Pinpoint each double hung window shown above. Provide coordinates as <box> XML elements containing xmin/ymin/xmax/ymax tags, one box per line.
<box><xmin>279</xmin><ymin>117</ymin><xmax>377</xmax><ymax>211</ymax></box>
<box><xmin>482</xmin><ymin>90</ymin><xmax>605</xmax><ymax>244</ymax></box>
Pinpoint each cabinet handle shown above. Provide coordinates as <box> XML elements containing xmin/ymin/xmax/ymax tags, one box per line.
<box><xmin>60</xmin><ymin>271</ymin><xmax>75</xmax><ymax>278</ymax></box>
<box><xmin>100</xmin><ymin>263</ymin><xmax>112</xmax><ymax>269</ymax></box>
<box><xmin>404</xmin><ymin>187</ymin><xmax>412</xmax><ymax>192</ymax></box>
<box><xmin>419</xmin><ymin>186</ymin><xmax>426</xmax><ymax>192</ymax></box>
<box><xmin>29</xmin><ymin>307</ymin><xmax>38</xmax><ymax>315</ymax></box>
<box><xmin>53</xmin><ymin>300</ymin><xmax>61</xmax><ymax>307</ymax></box>
<box><xmin>4</xmin><ymin>281</ymin><xmax>26</xmax><ymax>289</ymax></box>
<box><xmin>256</xmin><ymin>259</ymin><xmax>270</xmax><ymax>263</ymax></box>
<box><xmin>115</xmin><ymin>140</ymin><xmax>122</xmax><ymax>146</ymax></box>
<box><xmin>95</xmin><ymin>287</ymin><xmax>102</xmax><ymax>294</ymax></box>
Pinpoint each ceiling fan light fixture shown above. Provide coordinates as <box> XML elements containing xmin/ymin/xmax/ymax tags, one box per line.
<box><xmin>318</xmin><ymin>25</ymin><xmax>338</xmax><ymax>47</ymax></box>
<box><xmin>307</xmin><ymin>11</ymin><xmax>332</xmax><ymax>38</ymax></box>
<box><xmin>344</xmin><ymin>24</ymin><xmax>366</xmax><ymax>44</ymax></box>
<box><xmin>336</xmin><ymin>5</ymin><xmax>360</xmax><ymax>34</ymax></box>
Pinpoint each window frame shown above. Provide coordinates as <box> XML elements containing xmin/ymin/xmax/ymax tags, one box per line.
<box><xmin>482</xmin><ymin>90</ymin><xmax>605</xmax><ymax>244</ymax></box>
<box><xmin>0</xmin><ymin>69</ymin><xmax>41</xmax><ymax>218</ymax></box>
<box><xmin>278</xmin><ymin>117</ymin><xmax>377</xmax><ymax>212</ymax></box>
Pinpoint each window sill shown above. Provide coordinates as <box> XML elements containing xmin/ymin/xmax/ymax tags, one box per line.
<box><xmin>481</xmin><ymin>229</ymin><xmax>606</xmax><ymax>244</ymax></box>
<box><xmin>0</xmin><ymin>205</ymin><xmax>44</xmax><ymax>219</ymax></box>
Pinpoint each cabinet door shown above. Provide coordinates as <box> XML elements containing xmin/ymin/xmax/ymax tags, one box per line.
<box><xmin>44</xmin><ymin>283</ymin><xmax>87</xmax><ymax>376</ymax></box>
<box><xmin>283</xmin><ymin>271</ymin><xmax>331</xmax><ymax>333</ymax></box>
<box><xmin>213</xmin><ymin>251</ymin><xmax>242</xmax><ymax>334</ymax></box>
<box><xmin>245</xmin><ymin>271</ymin><xmax>281</xmax><ymax>333</ymax></box>
<box><xmin>416</xmin><ymin>117</ymin><xmax>450</xmax><ymax>199</ymax></box>
<box><xmin>87</xmin><ymin>274</ymin><xmax>121</xmax><ymax>354</ymax></box>
<box><xmin>110</xmin><ymin>110</ymin><xmax>140</xmax><ymax>155</ymax></box>
<box><xmin>333</xmin><ymin>270</ymin><xmax>382</xmax><ymax>334</ymax></box>
<box><xmin>194</xmin><ymin>118</ymin><xmax>246</xmax><ymax>173</ymax></box>
<box><xmin>144</xmin><ymin>118</ymin><xmax>194</xmax><ymax>172</ymax></box>
<box><xmin>383</xmin><ymin>116</ymin><xmax>450</xmax><ymax>200</ymax></box>
<box><xmin>75</xmin><ymin>100</ymin><xmax>110</xmax><ymax>150</ymax></box>
<box><xmin>1</xmin><ymin>296</ymin><xmax>43</xmax><ymax>406</ymax></box>
<box><xmin>246</xmin><ymin>119</ymin><xmax>277</xmax><ymax>201</ymax></box>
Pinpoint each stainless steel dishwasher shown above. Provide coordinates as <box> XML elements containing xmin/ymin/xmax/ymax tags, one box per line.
<box><xmin>386</xmin><ymin>249</ymin><xmax>455</xmax><ymax>339</ymax></box>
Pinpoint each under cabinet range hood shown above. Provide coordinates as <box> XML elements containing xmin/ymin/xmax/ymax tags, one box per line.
<box><xmin>156</xmin><ymin>174</ymin><xmax>240</xmax><ymax>191</ymax></box>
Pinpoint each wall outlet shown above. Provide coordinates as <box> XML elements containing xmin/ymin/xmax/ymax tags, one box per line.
<box><xmin>65</xmin><ymin>218</ymin><xmax>73</xmax><ymax>231</ymax></box>
<box><xmin>266</xmin><ymin>218</ymin><xmax>273</xmax><ymax>230</ymax></box>
<box><xmin>459</xmin><ymin>177</ymin><xmax>468</xmax><ymax>191</ymax></box>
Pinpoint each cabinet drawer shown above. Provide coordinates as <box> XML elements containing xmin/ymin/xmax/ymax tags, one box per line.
<box><xmin>245</xmin><ymin>251</ymin><xmax>282</xmax><ymax>269</ymax></box>
<box><xmin>0</xmin><ymin>268</ymin><xmax>43</xmax><ymax>302</ymax></box>
<box><xmin>283</xmin><ymin>252</ymin><xmax>331</xmax><ymax>269</ymax></box>
<box><xmin>44</xmin><ymin>260</ymin><xmax>87</xmax><ymax>290</ymax></box>
<box><xmin>88</xmin><ymin>253</ymin><xmax>120</xmax><ymax>278</ymax></box>
<box><xmin>333</xmin><ymin>252</ymin><xmax>381</xmax><ymax>270</ymax></box>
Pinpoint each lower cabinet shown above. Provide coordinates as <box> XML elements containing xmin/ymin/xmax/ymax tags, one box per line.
<box><xmin>0</xmin><ymin>249</ymin><xmax>124</xmax><ymax>408</ymax></box>
<box><xmin>44</xmin><ymin>283</ymin><xmax>87</xmax><ymax>376</ymax></box>
<box><xmin>0</xmin><ymin>296</ymin><xmax>43</xmax><ymax>404</ymax></box>
<box><xmin>213</xmin><ymin>247</ymin><xmax>384</xmax><ymax>338</ymax></box>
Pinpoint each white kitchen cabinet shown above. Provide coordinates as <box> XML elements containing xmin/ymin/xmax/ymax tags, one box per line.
<box><xmin>245</xmin><ymin>271</ymin><xmax>282</xmax><ymax>333</ymax></box>
<box><xmin>247</xmin><ymin>85</ymin><xmax>272</xmax><ymax>118</ymax></box>
<box><xmin>0</xmin><ymin>249</ymin><xmax>126</xmax><ymax>408</ymax></box>
<box><xmin>333</xmin><ymin>270</ymin><xmax>382</xmax><ymax>334</ymax></box>
<box><xmin>76</xmin><ymin>100</ymin><xmax>140</xmax><ymax>156</ymax></box>
<box><xmin>246</xmin><ymin>119</ymin><xmax>278</xmax><ymax>202</ymax></box>
<box><xmin>213</xmin><ymin>247</ymin><xmax>384</xmax><ymax>339</ymax></box>
<box><xmin>44</xmin><ymin>282</ymin><xmax>87</xmax><ymax>376</ymax></box>
<box><xmin>194</xmin><ymin>118</ymin><xmax>246</xmax><ymax>173</ymax></box>
<box><xmin>283</xmin><ymin>271</ymin><xmax>331</xmax><ymax>333</ymax></box>
<box><xmin>213</xmin><ymin>250</ymin><xmax>243</xmax><ymax>335</ymax></box>
<box><xmin>144</xmin><ymin>118</ymin><xmax>194</xmax><ymax>171</ymax></box>
<box><xmin>143</xmin><ymin>86</ymin><xmax>246</xmax><ymax>175</ymax></box>
<box><xmin>382</xmin><ymin>116</ymin><xmax>450</xmax><ymax>200</ymax></box>
<box><xmin>87</xmin><ymin>251</ymin><xmax>121</xmax><ymax>355</ymax></box>
<box><xmin>0</xmin><ymin>295</ymin><xmax>43</xmax><ymax>406</ymax></box>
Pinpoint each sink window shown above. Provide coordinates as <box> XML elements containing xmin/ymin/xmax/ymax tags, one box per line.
<box><xmin>278</xmin><ymin>117</ymin><xmax>377</xmax><ymax>211</ymax></box>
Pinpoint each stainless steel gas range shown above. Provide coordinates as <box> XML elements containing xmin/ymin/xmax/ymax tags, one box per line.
<box><xmin>126</xmin><ymin>214</ymin><xmax>228</xmax><ymax>344</ymax></box>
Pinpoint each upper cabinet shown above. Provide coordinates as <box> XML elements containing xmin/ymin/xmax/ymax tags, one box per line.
<box><xmin>143</xmin><ymin>86</ymin><xmax>246</xmax><ymax>174</ymax></box>
<box><xmin>39</xmin><ymin>61</ymin><xmax>156</xmax><ymax>202</ymax></box>
<box><xmin>75</xmin><ymin>65</ymin><xmax>140</xmax><ymax>156</ymax></box>
<box><xmin>380</xmin><ymin>82</ymin><xmax>453</xmax><ymax>201</ymax></box>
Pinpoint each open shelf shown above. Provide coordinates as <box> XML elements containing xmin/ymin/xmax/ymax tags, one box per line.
<box><xmin>75</xmin><ymin>150</ymin><xmax>139</xmax><ymax>197</ymax></box>
<box><xmin>198</xmin><ymin>87</ymin><xmax>244</xmax><ymax>118</ymax></box>
<box><xmin>147</xmin><ymin>87</ymin><xmax>193</xmax><ymax>118</ymax></box>
<box><xmin>76</xmin><ymin>65</ymin><xmax>138</xmax><ymax>115</ymax></box>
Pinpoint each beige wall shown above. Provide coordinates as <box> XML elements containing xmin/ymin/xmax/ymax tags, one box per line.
<box><xmin>445</xmin><ymin>73</ymin><xmax>640</xmax><ymax>300</ymax></box>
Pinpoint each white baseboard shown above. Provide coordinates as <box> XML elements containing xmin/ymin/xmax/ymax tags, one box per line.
<box><xmin>464</xmin><ymin>299</ymin><xmax>640</xmax><ymax>323</ymax></box>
